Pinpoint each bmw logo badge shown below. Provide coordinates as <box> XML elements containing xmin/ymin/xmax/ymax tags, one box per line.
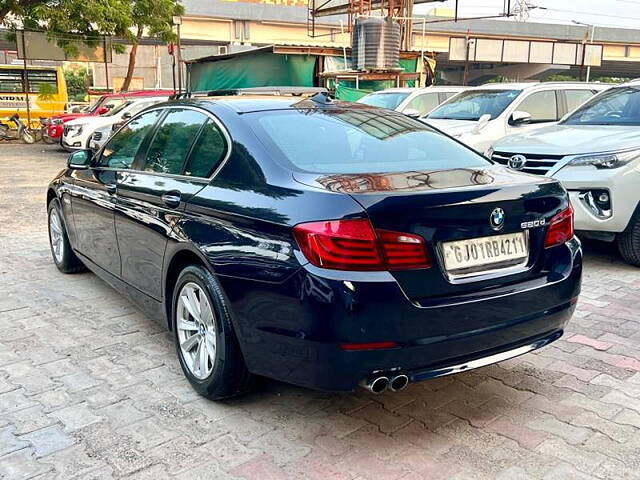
<box><xmin>490</xmin><ymin>208</ymin><xmax>506</xmax><ymax>231</ymax></box>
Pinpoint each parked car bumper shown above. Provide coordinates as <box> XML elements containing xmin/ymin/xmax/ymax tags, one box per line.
<box><xmin>555</xmin><ymin>164</ymin><xmax>640</xmax><ymax>234</ymax></box>
<box><xmin>223</xmin><ymin>238</ymin><xmax>582</xmax><ymax>392</ymax></box>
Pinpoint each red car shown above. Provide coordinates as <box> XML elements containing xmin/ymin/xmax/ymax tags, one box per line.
<box><xmin>47</xmin><ymin>90</ymin><xmax>174</xmax><ymax>140</ymax></box>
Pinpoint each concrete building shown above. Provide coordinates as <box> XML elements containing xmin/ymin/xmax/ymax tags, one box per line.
<box><xmin>5</xmin><ymin>1</ymin><xmax>640</xmax><ymax>90</ymax></box>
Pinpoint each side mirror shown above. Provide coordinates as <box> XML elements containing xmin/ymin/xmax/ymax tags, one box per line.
<box><xmin>402</xmin><ymin>108</ymin><xmax>421</xmax><ymax>119</ymax></box>
<box><xmin>97</xmin><ymin>106</ymin><xmax>110</xmax><ymax>115</ymax></box>
<box><xmin>112</xmin><ymin>122</ymin><xmax>123</xmax><ymax>131</ymax></box>
<box><xmin>67</xmin><ymin>149</ymin><xmax>92</xmax><ymax>170</ymax></box>
<box><xmin>472</xmin><ymin>113</ymin><xmax>492</xmax><ymax>134</ymax></box>
<box><xmin>121</xmin><ymin>112</ymin><xmax>132</xmax><ymax>120</ymax></box>
<box><xmin>510</xmin><ymin>110</ymin><xmax>532</xmax><ymax>126</ymax></box>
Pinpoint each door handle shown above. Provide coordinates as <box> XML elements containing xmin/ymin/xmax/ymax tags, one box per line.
<box><xmin>161</xmin><ymin>190</ymin><xmax>182</xmax><ymax>208</ymax></box>
<box><xmin>106</xmin><ymin>183</ymin><xmax>117</xmax><ymax>195</ymax></box>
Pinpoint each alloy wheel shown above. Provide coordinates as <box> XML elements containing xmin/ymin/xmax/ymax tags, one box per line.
<box><xmin>176</xmin><ymin>282</ymin><xmax>217</xmax><ymax>380</ymax></box>
<box><xmin>49</xmin><ymin>209</ymin><xmax>64</xmax><ymax>264</ymax></box>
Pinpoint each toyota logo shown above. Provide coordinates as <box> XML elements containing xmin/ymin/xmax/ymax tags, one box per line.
<box><xmin>508</xmin><ymin>154</ymin><xmax>527</xmax><ymax>170</ymax></box>
<box><xmin>490</xmin><ymin>208</ymin><xmax>505</xmax><ymax>231</ymax></box>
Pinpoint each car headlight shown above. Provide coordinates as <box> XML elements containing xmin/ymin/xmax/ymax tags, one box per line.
<box><xmin>67</xmin><ymin>125</ymin><xmax>84</xmax><ymax>136</ymax></box>
<box><xmin>568</xmin><ymin>149</ymin><xmax>640</xmax><ymax>169</ymax></box>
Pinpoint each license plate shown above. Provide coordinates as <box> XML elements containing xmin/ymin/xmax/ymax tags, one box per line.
<box><xmin>441</xmin><ymin>232</ymin><xmax>528</xmax><ymax>272</ymax></box>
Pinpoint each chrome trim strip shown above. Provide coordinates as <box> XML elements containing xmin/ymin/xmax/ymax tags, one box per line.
<box><xmin>410</xmin><ymin>333</ymin><xmax>560</xmax><ymax>382</ymax></box>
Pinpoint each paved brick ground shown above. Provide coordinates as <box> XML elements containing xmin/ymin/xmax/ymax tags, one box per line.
<box><xmin>1</xmin><ymin>143</ymin><xmax>639</xmax><ymax>480</ymax></box>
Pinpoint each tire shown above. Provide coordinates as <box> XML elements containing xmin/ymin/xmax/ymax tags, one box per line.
<box><xmin>43</xmin><ymin>133</ymin><xmax>56</xmax><ymax>144</ymax></box>
<box><xmin>47</xmin><ymin>200</ymin><xmax>86</xmax><ymax>273</ymax></box>
<box><xmin>172</xmin><ymin>265</ymin><xmax>253</xmax><ymax>400</ymax></box>
<box><xmin>21</xmin><ymin>130</ymin><xmax>35</xmax><ymax>144</ymax></box>
<box><xmin>618</xmin><ymin>214</ymin><xmax>640</xmax><ymax>266</ymax></box>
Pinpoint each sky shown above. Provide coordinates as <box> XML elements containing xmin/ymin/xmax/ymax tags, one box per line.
<box><xmin>415</xmin><ymin>0</ymin><xmax>640</xmax><ymax>30</ymax></box>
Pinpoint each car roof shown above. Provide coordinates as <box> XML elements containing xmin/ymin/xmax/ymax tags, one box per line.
<box><xmin>367</xmin><ymin>86</ymin><xmax>466</xmax><ymax>94</ymax></box>
<box><xmin>169</xmin><ymin>95</ymin><xmax>381</xmax><ymax>114</ymax></box>
<box><xmin>102</xmin><ymin>90</ymin><xmax>174</xmax><ymax>99</ymax></box>
<box><xmin>474</xmin><ymin>82</ymin><xmax>610</xmax><ymax>91</ymax></box>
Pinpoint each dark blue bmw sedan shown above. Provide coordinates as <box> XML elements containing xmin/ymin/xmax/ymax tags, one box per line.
<box><xmin>46</xmin><ymin>93</ymin><xmax>581</xmax><ymax>399</ymax></box>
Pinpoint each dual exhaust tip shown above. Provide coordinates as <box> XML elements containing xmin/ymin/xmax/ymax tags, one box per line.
<box><xmin>360</xmin><ymin>374</ymin><xmax>409</xmax><ymax>394</ymax></box>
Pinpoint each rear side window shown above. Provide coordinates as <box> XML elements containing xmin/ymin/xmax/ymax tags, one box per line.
<box><xmin>516</xmin><ymin>90</ymin><xmax>558</xmax><ymax>123</ymax></box>
<box><xmin>565</xmin><ymin>89</ymin><xmax>595</xmax><ymax>113</ymax></box>
<box><xmin>184</xmin><ymin>120</ymin><xmax>227</xmax><ymax>177</ymax></box>
<box><xmin>404</xmin><ymin>93</ymin><xmax>440</xmax><ymax>116</ymax></box>
<box><xmin>247</xmin><ymin>109</ymin><xmax>488</xmax><ymax>174</ymax></box>
<box><xmin>142</xmin><ymin>109</ymin><xmax>208</xmax><ymax>175</ymax></box>
<box><xmin>98</xmin><ymin>110</ymin><xmax>162</xmax><ymax>169</ymax></box>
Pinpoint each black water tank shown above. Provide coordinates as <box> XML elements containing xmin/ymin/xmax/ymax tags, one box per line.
<box><xmin>352</xmin><ymin>17</ymin><xmax>401</xmax><ymax>71</ymax></box>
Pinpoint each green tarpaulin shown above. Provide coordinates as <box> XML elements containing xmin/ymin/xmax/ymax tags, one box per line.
<box><xmin>189</xmin><ymin>50</ymin><xmax>316</xmax><ymax>91</ymax></box>
<box><xmin>335</xmin><ymin>84</ymin><xmax>372</xmax><ymax>101</ymax></box>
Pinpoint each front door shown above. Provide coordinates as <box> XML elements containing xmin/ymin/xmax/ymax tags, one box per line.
<box><xmin>80</xmin><ymin>109</ymin><xmax>163</xmax><ymax>275</ymax></box>
<box><xmin>69</xmin><ymin>167</ymin><xmax>119</xmax><ymax>275</ymax></box>
<box><xmin>506</xmin><ymin>90</ymin><xmax>559</xmax><ymax>136</ymax></box>
<box><xmin>115</xmin><ymin>107</ymin><xmax>218</xmax><ymax>299</ymax></box>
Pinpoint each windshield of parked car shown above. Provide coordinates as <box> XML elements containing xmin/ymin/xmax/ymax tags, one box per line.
<box><xmin>427</xmin><ymin>89</ymin><xmax>521</xmax><ymax>121</ymax></box>
<box><xmin>86</xmin><ymin>96</ymin><xmax>106</xmax><ymax>114</ymax></box>
<box><xmin>357</xmin><ymin>92</ymin><xmax>410</xmax><ymax>110</ymax></box>
<box><xmin>247</xmin><ymin>108</ymin><xmax>489</xmax><ymax>174</ymax></box>
<box><xmin>103</xmin><ymin>101</ymin><xmax>132</xmax><ymax>117</ymax></box>
<box><xmin>562</xmin><ymin>86</ymin><xmax>640</xmax><ymax>126</ymax></box>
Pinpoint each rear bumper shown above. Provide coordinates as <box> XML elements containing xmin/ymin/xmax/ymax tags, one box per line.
<box><xmin>222</xmin><ymin>238</ymin><xmax>581</xmax><ymax>392</ymax></box>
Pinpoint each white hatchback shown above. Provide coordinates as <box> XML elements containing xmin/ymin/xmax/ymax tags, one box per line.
<box><xmin>489</xmin><ymin>81</ymin><xmax>640</xmax><ymax>265</ymax></box>
<box><xmin>357</xmin><ymin>86</ymin><xmax>467</xmax><ymax>117</ymax></box>
<box><xmin>424</xmin><ymin>82</ymin><xmax>610</xmax><ymax>153</ymax></box>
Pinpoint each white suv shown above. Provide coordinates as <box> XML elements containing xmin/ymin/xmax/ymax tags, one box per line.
<box><xmin>357</xmin><ymin>86</ymin><xmax>467</xmax><ymax>117</ymax></box>
<box><xmin>489</xmin><ymin>81</ymin><xmax>640</xmax><ymax>265</ymax></box>
<box><xmin>424</xmin><ymin>82</ymin><xmax>610</xmax><ymax>153</ymax></box>
<box><xmin>62</xmin><ymin>96</ymin><xmax>169</xmax><ymax>150</ymax></box>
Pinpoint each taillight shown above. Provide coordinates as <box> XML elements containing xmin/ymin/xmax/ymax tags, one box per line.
<box><xmin>544</xmin><ymin>205</ymin><xmax>574</xmax><ymax>248</ymax></box>
<box><xmin>293</xmin><ymin>219</ymin><xmax>431</xmax><ymax>271</ymax></box>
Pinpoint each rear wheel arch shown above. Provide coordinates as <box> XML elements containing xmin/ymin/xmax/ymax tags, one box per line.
<box><xmin>163</xmin><ymin>247</ymin><xmax>213</xmax><ymax>330</ymax></box>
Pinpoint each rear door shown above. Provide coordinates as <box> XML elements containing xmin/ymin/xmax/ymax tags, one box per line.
<box><xmin>561</xmin><ymin>89</ymin><xmax>597</xmax><ymax>117</ymax></box>
<box><xmin>115</xmin><ymin>107</ymin><xmax>227</xmax><ymax>299</ymax></box>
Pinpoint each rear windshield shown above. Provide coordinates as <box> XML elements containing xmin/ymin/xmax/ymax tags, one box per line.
<box><xmin>562</xmin><ymin>86</ymin><xmax>640</xmax><ymax>126</ymax></box>
<box><xmin>428</xmin><ymin>89</ymin><xmax>521</xmax><ymax>121</ymax></box>
<box><xmin>246</xmin><ymin>108</ymin><xmax>489</xmax><ymax>174</ymax></box>
<box><xmin>357</xmin><ymin>92</ymin><xmax>410</xmax><ymax>110</ymax></box>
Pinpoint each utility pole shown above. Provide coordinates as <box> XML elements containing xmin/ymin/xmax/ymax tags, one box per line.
<box><xmin>513</xmin><ymin>0</ymin><xmax>531</xmax><ymax>22</ymax></box>
<box><xmin>173</xmin><ymin>15</ymin><xmax>183</xmax><ymax>93</ymax></box>
<box><xmin>572</xmin><ymin>20</ymin><xmax>596</xmax><ymax>82</ymax></box>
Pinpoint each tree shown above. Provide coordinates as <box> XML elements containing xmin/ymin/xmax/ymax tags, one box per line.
<box><xmin>119</xmin><ymin>0</ymin><xmax>184</xmax><ymax>92</ymax></box>
<box><xmin>64</xmin><ymin>66</ymin><xmax>90</xmax><ymax>101</ymax></box>
<box><xmin>2</xmin><ymin>0</ymin><xmax>183</xmax><ymax>92</ymax></box>
<box><xmin>0</xmin><ymin>0</ymin><xmax>46</xmax><ymax>26</ymax></box>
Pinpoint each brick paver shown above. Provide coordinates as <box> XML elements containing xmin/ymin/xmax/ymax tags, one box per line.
<box><xmin>0</xmin><ymin>143</ymin><xmax>639</xmax><ymax>479</ymax></box>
